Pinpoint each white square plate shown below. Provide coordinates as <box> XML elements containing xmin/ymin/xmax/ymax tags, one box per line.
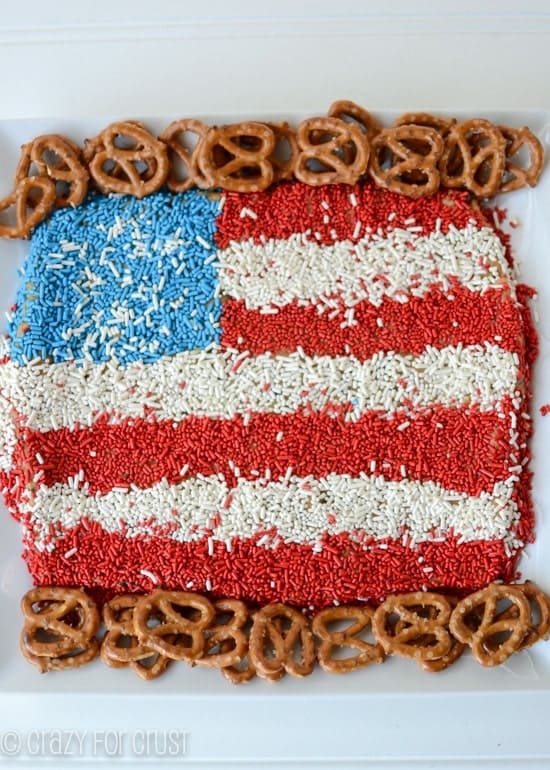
<box><xmin>0</xmin><ymin>112</ymin><xmax>549</xmax><ymax>767</ymax></box>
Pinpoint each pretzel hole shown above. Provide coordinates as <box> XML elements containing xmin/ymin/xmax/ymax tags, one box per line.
<box><xmin>235</xmin><ymin>135</ymin><xmax>264</xmax><ymax>152</ymax></box>
<box><xmin>399</xmin><ymin>138</ymin><xmax>433</xmax><ymax>158</ymax></box>
<box><xmin>113</xmin><ymin>133</ymin><xmax>141</xmax><ymax>150</ymax></box>
<box><xmin>41</xmin><ymin>148</ymin><xmax>70</xmax><ymax>171</ymax></box>
<box><xmin>112</xmin><ymin>633</ymin><xmax>137</xmax><ymax>650</ymax></box>
<box><xmin>168</xmin><ymin>131</ymin><xmax>202</xmax><ymax>181</ymax></box>
<box><xmin>398</xmin><ymin>169</ymin><xmax>430</xmax><ymax>185</ymax></box>
<box><xmin>136</xmin><ymin>651</ymin><xmax>164</xmax><ymax>670</ymax></box>
<box><xmin>375</xmin><ymin>146</ymin><xmax>395</xmax><ymax>171</ymax></box>
<box><xmin>34</xmin><ymin>627</ymin><xmax>64</xmax><ymax>644</ymax></box>
<box><xmin>271</xmin><ymin>137</ymin><xmax>294</xmax><ymax>166</ymax></box>
<box><xmin>303</xmin><ymin>157</ymin><xmax>336</xmax><ymax>174</ymax></box>
<box><xmin>324</xmin><ymin>617</ymin><xmax>377</xmax><ymax>645</ymax></box>
<box><xmin>170</xmin><ymin>604</ymin><xmax>205</xmax><ymax>622</ymax></box>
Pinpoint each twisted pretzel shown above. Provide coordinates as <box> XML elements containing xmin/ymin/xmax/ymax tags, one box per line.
<box><xmin>86</xmin><ymin>121</ymin><xmax>169</xmax><ymax>198</ymax></box>
<box><xmin>197</xmin><ymin>598</ymin><xmax>249</xmax><ymax>669</ymax></box>
<box><xmin>159</xmin><ymin>118</ymin><xmax>211</xmax><ymax>192</ymax></box>
<box><xmin>417</xmin><ymin>596</ymin><xmax>468</xmax><ymax>673</ymax></box>
<box><xmin>101</xmin><ymin>594</ymin><xmax>172</xmax><ymax>680</ymax></box>
<box><xmin>370</xmin><ymin>125</ymin><xmax>444</xmax><ymax>199</ymax></box>
<box><xmin>372</xmin><ymin>592</ymin><xmax>453</xmax><ymax>661</ymax></box>
<box><xmin>15</xmin><ymin>134</ymin><xmax>89</xmax><ymax>209</ymax></box>
<box><xmin>198</xmin><ymin>122</ymin><xmax>275</xmax><ymax>192</ymax></box>
<box><xmin>439</xmin><ymin>119</ymin><xmax>507</xmax><ymax>198</ymax></box>
<box><xmin>312</xmin><ymin>606</ymin><xmax>384</xmax><ymax>673</ymax></box>
<box><xmin>249</xmin><ymin>603</ymin><xmax>315</xmax><ymax>680</ymax></box>
<box><xmin>0</xmin><ymin>176</ymin><xmax>56</xmax><ymax>239</ymax></box>
<box><xmin>133</xmin><ymin>590</ymin><xmax>214</xmax><ymax>662</ymax></box>
<box><xmin>294</xmin><ymin>117</ymin><xmax>369</xmax><ymax>186</ymax></box>
<box><xmin>449</xmin><ymin>583</ymin><xmax>531</xmax><ymax>667</ymax></box>
<box><xmin>497</xmin><ymin>126</ymin><xmax>544</xmax><ymax>193</ymax></box>
<box><xmin>477</xmin><ymin>581</ymin><xmax>550</xmax><ymax>653</ymax></box>
<box><xmin>20</xmin><ymin>587</ymin><xmax>99</xmax><ymax>672</ymax></box>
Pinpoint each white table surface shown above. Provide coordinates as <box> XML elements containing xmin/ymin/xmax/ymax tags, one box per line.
<box><xmin>1</xmin><ymin>3</ymin><xmax>550</xmax><ymax>768</ymax></box>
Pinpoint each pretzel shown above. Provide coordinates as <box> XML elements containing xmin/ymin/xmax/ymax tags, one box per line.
<box><xmin>101</xmin><ymin>594</ymin><xmax>172</xmax><ymax>680</ymax></box>
<box><xmin>370</xmin><ymin>126</ymin><xmax>444</xmax><ymax>199</ymax></box>
<box><xmin>86</xmin><ymin>121</ymin><xmax>169</xmax><ymax>198</ymax></box>
<box><xmin>159</xmin><ymin>118</ymin><xmax>211</xmax><ymax>192</ymax></box>
<box><xmin>312</xmin><ymin>605</ymin><xmax>384</xmax><ymax>673</ymax></box>
<box><xmin>496</xmin><ymin>126</ymin><xmax>544</xmax><ymax>193</ymax></box>
<box><xmin>263</xmin><ymin>121</ymin><xmax>299</xmax><ymax>182</ymax></box>
<box><xmin>294</xmin><ymin>117</ymin><xmax>369</xmax><ymax>186</ymax></box>
<box><xmin>196</xmin><ymin>598</ymin><xmax>249</xmax><ymax>669</ymax></box>
<box><xmin>249</xmin><ymin>603</ymin><xmax>315</xmax><ymax>680</ymax></box>
<box><xmin>439</xmin><ymin>119</ymin><xmax>507</xmax><ymax>198</ymax></box>
<box><xmin>0</xmin><ymin>176</ymin><xmax>56</xmax><ymax>239</ymax></box>
<box><xmin>197</xmin><ymin>122</ymin><xmax>275</xmax><ymax>192</ymax></box>
<box><xmin>449</xmin><ymin>583</ymin><xmax>531</xmax><ymax>666</ymax></box>
<box><xmin>20</xmin><ymin>587</ymin><xmax>99</xmax><ymax>672</ymax></box>
<box><xmin>328</xmin><ymin>100</ymin><xmax>381</xmax><ymax>141</ymax></box>
<box><xmin>133</xmin><ymin>590</ymin><xmax>214</xmax><ymax>662</ymax></box>
<box><xmin>372</xmin><ymin>592</ymin><xmax>453</xmax><ymax>661</ymax></box>
<box><xmin>483</xmin><ymin>581</ymin><xmax>550</xmax><ymax>652</ymax></box>
<box><xmin>15</xmin><ymin>134</ymin><xmax>89</xmax><ymax>209</ymax></box>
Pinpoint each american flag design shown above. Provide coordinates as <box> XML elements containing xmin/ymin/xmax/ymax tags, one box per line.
<box><xmin>0</xmin><ymin>181</ymin><xmax>535</xmax><ymax>607</ymax></box>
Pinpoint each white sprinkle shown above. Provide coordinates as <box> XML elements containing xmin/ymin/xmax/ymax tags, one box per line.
<box><xmin>196</xmin><ymin>235</ymin><xmax>211</xmax><ymax>250</ymax></box>
<box><xmin>186</xmin><ymin>581</ymin><xmax>194</xmax><ymax>588</ymax></box>
<box><xmin>321</xmin><ymin>200</ymin><xmax>330</xmax><ymax>210</ymax></box>
<box><xmin>397</xmin><ymin>421</ymin><xmax>410</xmax><ymax>431</ymax></box>
<box><xmin>205</xmin><ymin>579</ymin><xmax>212</xmax><ymax>591</ymax></box>
<box><xmin>35</xmin><ymin>452</ymin><xmax>44</xmax><ymax>465</ymax></box>
<box><xmin>208</xmin><ymin>537</ymin><xmax>214</xmax><ymax>556</ymax></box>
<box><xmin>64</xmin><ymin>548</ymin><xmax>78</xmax><ymax>558</ymax></box>
<box><xmin>400</xmin><ymin>465</ymin><xmax>407</xmax><ymax>477</ymax></box>
<box><xmin>376</xmin><ymin>317</ymin><xmax>384</xmax><ymax>328</ymax></box>
<box><xmin>240</xmin><ymin>207</ymin><xmax>258</xmax><ymax>219</ymax></box>
<box><xmin>349</xmin><ymin>193</ymin><xmax>358</xmax><ymax>207</ymax></box>
<box><xmin>352</xmin><ymin>220</ymin><xmax>362</xmax><ymax>240</ymax></box>
<box><xmin>404</xmin><ymin>217</ymin><xmax>416</xmax><ymax>225</ymax></box>
<box><xmin>387</xmin><ymin>211</ymin><xmax>396</xmax><ymax>222</ymax></box>
<box><xmin>139</xmin><ymin>569</ymin><xmax>159</xmax><ymax>584</ymax></box>
<box><xmin>89</xmin><ymin>451</ymin><xmax>97</xmax><ymax>458</ymax></box>
<box><xmin>276</xmin><ymin>431</ymin><xmax>284</xmax><ymax>442</ymax></box>
<box><xmin>180</xmin><ymin>464</ymin><xmax>189</xmax><ymax>476</ymax></box>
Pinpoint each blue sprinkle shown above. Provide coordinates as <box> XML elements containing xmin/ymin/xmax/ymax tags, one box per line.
<box><xmin>9</xmin><ymin>190</ymin><xmax>223</xmax><ymax>366</ymax></box>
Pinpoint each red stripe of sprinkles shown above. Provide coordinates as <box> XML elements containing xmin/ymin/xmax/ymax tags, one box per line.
<box><xmin>23</xmin><ymin>525</ymin><xmax>518</xmax><ymax>609</ymax></box>
<box><xmin>221</xmin><ymin>287</ymin><xmax>523</xmax><ymax>359</ymax></box>
<box><xmin>215</xmin><ymin>180</ymin><xmax>487</xmax><ymax>249</ymax></box>
<box><xmin>14</xmin><ymin>402</ymin><xmax>516</xmax><ymax>497</ymax></box>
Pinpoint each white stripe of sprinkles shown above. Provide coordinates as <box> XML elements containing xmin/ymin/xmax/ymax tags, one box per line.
<box><xmin>216</xmin><ymin>225</ymin><xmax>513</xmax><ymax>310</ymax></box>
<box><xmin>0</xmin><ymin>344</ymin><xmax>519</xmax><ymax>433</ymax></box>
<box><xmin>20</xmin><ymin>473</ymin><xmax>523</xmax><ymax>553</ymax></box>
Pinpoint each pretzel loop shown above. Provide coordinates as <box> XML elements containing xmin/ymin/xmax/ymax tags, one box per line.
<box><xmin>87</xmin><ymin>121</ymin><xmax>169</xmax><ymax>198</ymax></box>
<box><xmin>134</xmin><ymin>590</ymin><xmax>214</xmax><ymax>662</ymax></box>
<box><xmin>249</xmin><ymin>603</ymin><xmax>315</xmax><ymax>680</ymax></box>
<box><xmin>295</xmin><ymin>117</ymin><xmax>369</xmax><ymax>186</ymax></box>
<box><xmin>372</xmin><ymin>592</ymin><xmax>453</xmax><ymax>661</ymax></box>
<box><xmin>312</xmin><ymin>606</ymin><xmax>384</xmax><ymax>673</ymax></box>
<box><xmin>15</xmin><ymin>135</ymin><xmax>89</xmax><ymax>209</ymax></box>
<box><xmin>370</xmin><ymin>126</ymin><xmax>444</xmax><ymax>199</ymax></box>
<box><xmin>439</xmin><ymin>119</ymin><xmax>506</xmax><ymax>198</ymax></box>
<box><xmin>197</xmin><ymin>598</ymin><xmax>249</xmax><ymax>669</ymax></box>
<box><xmin>159</xmin><ymin>118</ymin><xmax>211</xmax><ymax>192</ymax></box>
<box><xmin>20</xmin><ymin>587</ymin><xmax>100</xmax><ymax>672</ymax></box>
<box><xmin>198</xmin><ymin>122</ymin><xmax>275</xmax><ymax>192</ymax></box>
<box><xmin>449</xmin><ymin>583</ymin><xmax>531</xmax><ymax>666</ymax></box>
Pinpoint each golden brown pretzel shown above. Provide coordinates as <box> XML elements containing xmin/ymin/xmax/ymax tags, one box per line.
<box><xmin>0</xmin><ymin>176</ymin><xmax>56</xmax><ymax>239</ymax></box>
<box><xmin>372</xmin><ymin>592</ymin><xmax>453</xmax><ymax>661</ymax></box>
<box><xmin>101</xmin><ymin>594</ymin><xmax>172</xmax><ymax>680</ymax></box>
<box><xmin>369</xmin><ymin>125</ymin><xmax>444</xmax><ymax>199</ymax></box>
<box><xmin>294</xmin><ymin>117</ymin><xmax>369</xmax><ymax>186</ymax></box>
<box><xmin>439</xmin><ymin>119</ymin><xmax>507</xmax><ymax>197</ymax></box>
<box><xmin>198</xmin><ymin>122</ymin><xmax>275</xmax><ymax>192</ymax></box>
<box><xmin>133</xmin><ymin>590</ymin><xmax>214</xmax><ymax>662</ymax></box>
<box><xmin>312</xmin><ymin>605</ymin><xmax>384</xmax><ymax>673</ymax></box>
<box><xmin>159</xmin><ymin>118</ymin><xmax>211</xmax><ymax>192</ymax></box>
<box><xmin>86</xmin><ymin>121</ymin><xmax>169</xmax><ymax>198</ymax></box>
<box><xmin>15</xmin><ymin>134</ymin><xmax>89</xmax><ymax>208</ymax></box>
<box><xmin>497</xmin><ymin>126</ymin><xmax>544</xmax><ymax>193</ymax></box>
<box><xmin>249</xmin><ymin>603</ymin><xmax>315</xmax><ymax>680</ymax></box>
<box><xmin>449</xmin><ymin>583</ymin><xmax>531</xmax><ymax>666</ymax></box>
<box><xmin>20</xmin><ymin>587</ymin><xmax>99</xmax><ymax>672</ymax></box>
